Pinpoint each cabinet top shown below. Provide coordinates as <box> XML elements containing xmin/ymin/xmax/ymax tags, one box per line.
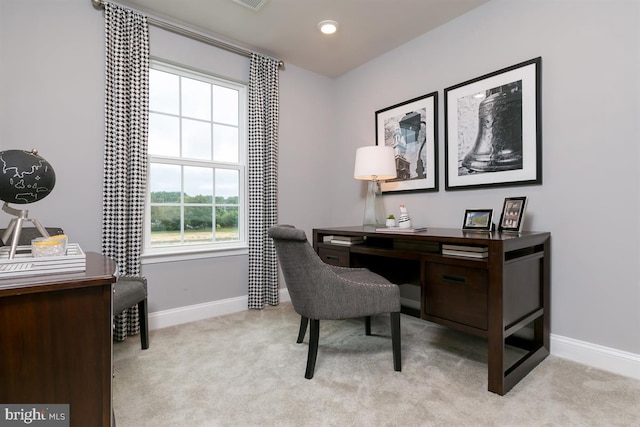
<box><xmin>0</xmin><ymin>252</ymin><xmax>116</xmax><ymax>296</ymax></box>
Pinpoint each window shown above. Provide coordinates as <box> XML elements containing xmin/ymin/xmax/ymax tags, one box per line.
<box><xmin>144</xmin><ymin>60</ymin><xmax>247</xmax><ymax>258</ymax></box>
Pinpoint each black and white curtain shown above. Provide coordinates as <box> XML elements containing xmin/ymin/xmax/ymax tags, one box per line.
<box><xmin>247</xmin><ymin>54</ymin><xmax>280</xmax><ymax>309</ymax></box>
<box><xmin>101</xmin><ymin>2</ymin><xmax>149</xmax><ymax>341</ymax></box>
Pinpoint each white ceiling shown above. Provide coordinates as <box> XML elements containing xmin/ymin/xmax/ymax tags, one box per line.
<box><xmin>118</xmin><ymin>0</ymin><xmax>490</xmax><ymax>78</ymax></box>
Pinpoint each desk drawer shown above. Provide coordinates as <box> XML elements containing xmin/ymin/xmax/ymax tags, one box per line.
<box><xmin>425</xmin><ymin>263</ymin><xmax>488</xmax><ymax>330</ymax></box>
<box><xmin>318</xmin><ymin>247</ymin><xmax>350</xmax><ymax>267</ymax></box>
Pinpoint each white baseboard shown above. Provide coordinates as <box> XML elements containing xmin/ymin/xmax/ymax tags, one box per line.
<box><xmin>149</xmin><ymin>294</ymin><xmax>638</xmax><ymax>381</ymax></box>
<box><xmin>148</xmin><ymin>289</ymin><xmax>290</xmax><ymax>331</ymax></box>
<box><xmin>550</xmin><ymin>334</ymin><xmax>640</xmax><ymax>380</ymax></box>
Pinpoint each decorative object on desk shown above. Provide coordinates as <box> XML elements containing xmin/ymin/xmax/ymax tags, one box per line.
<box><xmin>498</xmin><ymin>196</ymin><xmax>527</xmax><ymax>232</ymax></box>
<box><xmin>48</xmin><ymin>234</ymin><xmax>68</xmax><ymax>253</ymax></box>
<box><xmin>31</xmin><ymin>236</ymin><xmax>66</xmax><ymax>257</ymax></box>
<box><xmin>353</xmin><ymin>145</ymin><xmax>397</xmax><ymax>227</ymax></box>
<box><xmin>375</xmin><ymin>92</ymin><xmax>438</xmax><ymax>193</ymax></box>
<box><xmin>0</xmin><ymin>149</ymin><xmax>57</xmax><ymax>259</ymax></box>
<box><xmin>0</xmin><ymin>243</ymin><xmax>86</xmax><ymax>278</ymax></box>
<box><xmin>0</xmin><ymin>226</ymin><xmax>84</xmax><ymax>278</ymax></box>
<box><xmin>462</xmin><ymin>209</ymin><xmax>493</xmax><ymax>231</ymax></box>
<box><xmin>444</xmin><ymin>57</ymin><xmax>542</xmax><ymax>191</ymax></box>
<box><xmin>397</xmin><ymin>204</ymin><xmax>412</xmax><ymax>229</ymax></box>
<box><xmin>385</xmin><ymin>215</ymin><xmax>396</xmax><ymax>227</ymax></box>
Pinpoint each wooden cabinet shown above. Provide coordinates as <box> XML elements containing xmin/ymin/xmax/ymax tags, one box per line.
<box><xmin>313</xmin><ymin>226</ymin><xmax>550</xmax><ymax>395</ymax></box>
<box><xmin>0</xmin><ymin>252</ymin><xmax>116</xmax><ymax>426</ymax></box>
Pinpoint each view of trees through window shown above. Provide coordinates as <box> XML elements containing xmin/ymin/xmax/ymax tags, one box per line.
<box><xmin>150</xmin><ymin>191</ymin><xmax>239</xmax><ymax>245</ymax></box>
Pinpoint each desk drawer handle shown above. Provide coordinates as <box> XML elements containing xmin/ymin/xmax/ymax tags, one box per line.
<box><xmin>325</xmin><ymin>255</ymin><xmax>339</xmax><ymax>261</ymax></box>
<box><xmin>442</xmin><ymin>274</ymin><xmax>467</xmax><ymax>285</ymax></box>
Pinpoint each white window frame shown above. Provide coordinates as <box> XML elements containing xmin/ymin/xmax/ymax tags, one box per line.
<box><xmin>142</xmin><ymin>59</ymin><xmax>248</xmax><ymax>264</ymax></box>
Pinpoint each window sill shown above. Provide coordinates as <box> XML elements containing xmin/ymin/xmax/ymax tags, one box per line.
<box><xmin>141</xmin><ymin>245</ymin><xmax>249</xmax><ymax>264</ymax></box>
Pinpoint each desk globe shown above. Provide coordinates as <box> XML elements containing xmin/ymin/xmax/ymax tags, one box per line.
<box><xmin>0</xmin><ymin>149</ymin><xmax>56</xmax><ymax>259</ymax></box>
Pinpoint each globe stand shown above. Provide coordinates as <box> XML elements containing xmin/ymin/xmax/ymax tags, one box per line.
<box><xmin>1</xmin><ymin>202</ymin><xmax>50</xmax><ymax>260</ymax></box>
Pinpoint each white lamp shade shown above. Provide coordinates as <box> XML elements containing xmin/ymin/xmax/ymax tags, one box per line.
<box><xmin>353</xmin><ymin>146</ymin><xmax>397</xmax><ymax>181</ymax></box>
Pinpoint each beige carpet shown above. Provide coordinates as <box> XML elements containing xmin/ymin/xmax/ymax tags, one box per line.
<box><xmin>113</xmin><ymin>302</ymin><xmax>640</xmax><ymax>426</ymax></box>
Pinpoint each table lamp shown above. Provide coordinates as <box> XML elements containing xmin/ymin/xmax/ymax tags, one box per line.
<box><xmin>353</xmin><ymin>146</ymin><xmax>397</xmax><ymax>227</ymax></box>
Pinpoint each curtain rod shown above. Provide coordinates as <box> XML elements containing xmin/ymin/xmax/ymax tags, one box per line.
<box><xmin>91</xmin><ymin>0</ymin><xmax>284</xmax><ymax>69</ymax></box>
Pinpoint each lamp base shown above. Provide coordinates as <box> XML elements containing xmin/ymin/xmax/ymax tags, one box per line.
<box><xmin>362</xmin><ymin>180</ymin><xmax>385</xmax><ymax>227</ymax></box>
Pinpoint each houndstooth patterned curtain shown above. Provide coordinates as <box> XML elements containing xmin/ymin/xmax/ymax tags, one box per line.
<box><xmin>247</xmin><ymin>54</ymin><xmax>280</xmax><ymax>309</ymax></box>
<box><xmin>101</xmin><ymin>2</ymin><xmax>149</xmax><ymax>341</ymax></box>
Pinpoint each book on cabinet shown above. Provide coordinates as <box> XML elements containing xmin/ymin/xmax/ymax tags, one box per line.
<box><xmin>375</xmin><ymin>226</ymin><xmax>427</xmax><ymax>234</ymax></box>
<box><xmin>442</xmin><ymin>244</ymin><xmax>488</xmax><ymax>253</ymax></box>
<box><xmin>442</xmin><ymin>248</ymin><xmax>488</xmax><ymax>258</ymax></box>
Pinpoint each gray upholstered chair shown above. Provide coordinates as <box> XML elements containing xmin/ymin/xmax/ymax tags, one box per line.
<box><xmin>1</xmin><ymin>226</ymin><xmax>149</xmax><ymax>350</ymax></box>
<box><xmin>268</xmin><ymin>224</ymin><xmax>401</xmax><ymax>379</ymax></box>
<box><xmin>113</xmin><ymin>276</ymin><xmax>149</xmax><ymax>350</ymax></box>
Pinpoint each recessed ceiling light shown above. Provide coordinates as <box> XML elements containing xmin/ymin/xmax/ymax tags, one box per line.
<box><xmin>318</xmin><ymin>20</ymin><xmax>339</xmax><ymax>35</ymax></box>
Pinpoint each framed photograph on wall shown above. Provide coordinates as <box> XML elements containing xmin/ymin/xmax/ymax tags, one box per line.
<box><xmin>375</xmin><ymin>92</ymin><xmax>438</xmax><ymax>193</ymax></box>
<box><xmin>444</xmin><ymin>57</ymin><xmax>542</xmax><ymax>191</ymax></box>
<box><xmin>462</xmin><ymin>209</ymin><xmax>493</xmax><ymax>231</ymax></box>
<box><xmin>498</xmin><ymin>196</ymin><xmax>527</xmax><ymax>232</ymax></box>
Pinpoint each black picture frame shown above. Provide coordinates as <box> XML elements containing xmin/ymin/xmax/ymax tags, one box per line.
<box><xmin>444</xmin><ymin>57</ymin><xmax>542</xmax><ymax>191</ymax></box>
<box><xmin>375</xmin><ymin>92</ymin><xmax>438</xmax><ymax>193</ymax></box>
<box><xmin>462</xmin><ymin>209</ymin><xmax>493</xmax><ymax>231</ymax></box>
<box><xmin>498</xmin><ymin>196</ymin><xmax>527</xmax><ymax>232</ymax></box>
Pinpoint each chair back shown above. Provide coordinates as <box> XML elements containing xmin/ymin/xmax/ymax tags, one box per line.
<box><xmin>268</xmin><ymin>225</ymin><xmax>336</xmax><ymax>318</ymax></box>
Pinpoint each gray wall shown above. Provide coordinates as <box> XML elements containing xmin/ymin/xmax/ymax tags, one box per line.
<box><xmin>1</xmin><ymin>0</ymin><xmax>638</xmax><ymax>356</ymax></box>
<box><xmin>330</xmin><ymin>0</ymin><xmax>640</xmax><ymax>354</ymax></box>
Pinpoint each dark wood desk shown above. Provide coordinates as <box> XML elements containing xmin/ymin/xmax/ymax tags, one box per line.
<box><xmin>313</xmin><ymin>226</ymin><xmax>550</xmax><ymax>395</ymax></box>
<box><xmin>0</xmin><ymin>252</ymin><xmax>116</xmax><ymax>426</ymax></box>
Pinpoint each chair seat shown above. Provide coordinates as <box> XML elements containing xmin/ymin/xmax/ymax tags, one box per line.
<box><xmin>113</xmin><ymin>276</ymin><xmax>149</xmax><ymax>350</ymax></box>
<box><xmin>113</xmin><ymin>277</ymin><xmax>146</xmax><ymax>314</ymax></box>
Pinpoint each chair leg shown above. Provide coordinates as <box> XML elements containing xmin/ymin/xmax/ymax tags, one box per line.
<box><xmin>365</xmin><ymin>316</ymin><xmax>371</xmax><ymax>336</ymax></box>
<box><xmin>297</xmin><ymin>316</ymin><xmax>308</xmax><ymax>343</ymax></box>
<box><xmin>138</xmin><ymin>298</ymin><xmax>149</xmax><ymax>350</ymax></box>
<box><xmin>391</xmin><ymin>312</ymin><xmax>401</xmax><ymax>372</ymax></box>
<box><xmin>305</xmin><ymin>319</ymin><xmax>320</xmax><ymax>379</ymax></box>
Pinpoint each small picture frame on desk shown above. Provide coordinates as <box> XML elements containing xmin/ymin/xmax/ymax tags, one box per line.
<box><xmin>462</xmin><ymin>209</ymin><xmax>493</xmax><ymax>231</ymax></box>
<box><xmin>498</xmin><ymin>196</ymin><xmax>527</xmax><ymax>232</ymax></box>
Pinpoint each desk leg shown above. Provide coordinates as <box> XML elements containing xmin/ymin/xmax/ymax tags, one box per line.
<box><xmin>487</xmin><ymin>251</ymin><xmax>505</xmax><ymax>395</ymax></box>
<box><xmin>487</xmin><ymin>330</ymin><xmax>505</xmax><ymax>395</ymax></box>
<box><xmin>487</xmin><ymin>244</ymin><xmax>551</xmax><ymax>395</ymax></box>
